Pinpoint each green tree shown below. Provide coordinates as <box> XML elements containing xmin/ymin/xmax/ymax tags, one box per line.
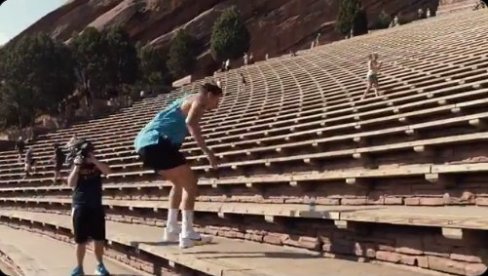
<box><xmin>104</xmin><ymin>27</ymin><xmax>139</xmax><ymax>89</ymax></box>
<box><xmin>210</xmin><ymin>7</ymin><xmax>250</xmax><ymax>61</ymax></box>
<box><xmin>70</xmin><ymin>27</ymin><xmax>111</xmax><ymax>101</ymax></box>
<box><xmin>71</xmin><ymin>27</ymin><xmax>139</xmax><ymax>102</ymax></box>
<box><xmin>373</xmin><ymin>10</ymin><xmax>392</xmax><ymax>29</ymax></box>
<box><xmin>0</xmin><ymin>81</ymin><xmax>36</xmax><ymax>128</ymax></box>
<box><xmin>352</xmin><ymin>9</ymin><xmax>368</xmax><ymax>36</ymax></box>
<box><xmin>167</xmin><ymin>29</ymin><xmax>196</xmax><ymax>79</ymax></box>
<box><xmin>336</xmin><ymin>0</ymin><xmax>362</xmax><ymax>35</ymax></box>
<box><xmin>0</xmin><ymin>34</ymin><xmax>76</xmax><ymax>127</ymax></box>
<box><xmin>138</xmin><ymin>45</ymin><xmax>170</xmax><ymax>86</ymax></box>
<box><xmin>0</xmin><ymin>46</ymin><xmax>5</xmax><ymax>81</ymax></box>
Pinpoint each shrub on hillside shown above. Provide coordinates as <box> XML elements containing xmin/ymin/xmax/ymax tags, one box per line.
<box><xmin>138</xmin><ymin>45</ymin><xmax>171</xmax><ymax>87</ymax></box>
<box><xmin>210</xmin><ymin>6</ymin><xmax>250</xmax><ymax>61</ymax></box>
<box><xmin>0</xmin><ymin>34</ymin><xmax>76</xmax><ymax>127</ymax></box>
<box><xmin>352</xmin><ymin>9</ymin><xmax>369</xmax><ymax>36</ymax></box>
<box><xmin>71</xmin><ymin>27</ymin><xmax>111</xmax><ymax>100</ymax></box>
<box><xmin>167</xmin><ymin>29</ymin><xmax>197</xmax><ymax>79</ymax></box>
<box><xmin>372</xmin><ymin>10</ymin><xmax>391</xmax><ymax>29</ymax></box>
<box><xmin>336</xmin><ymin>0</ymin><xmax>362</xmax><ymax>35</ymax></box>
<box><xmin>104</xmin><ymin>27</ymin><xmax>139</xmax><ymax>89</ymax></box>
<box><xmin>71</xmin><ymin>27</ymin><xmax>139</xmax><ymax>101</ymax></box>
<box><xmin>398</xmin><ymin>13</ymin><xmax>414</xmax><ymax>25</ymax></box>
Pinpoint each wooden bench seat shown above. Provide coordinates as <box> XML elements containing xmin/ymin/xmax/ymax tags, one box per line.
<box><xmin>37</xmin><ymin>58</ymin><xmax>472</xmax><ymax>140</ymax></box>
<box><xmin>1</xmin><ymin>110</ymin><xmax>487</xmax><ymax>179</ymax></box>
<box><xmin>24</xmin><ymin>56</ymin><xmax>488</xmax><ymax>144</ymax></box>
<box><xmin>0</xmin><ymin>92</ymin><xmax>483</xmax><ymax>172</ymax></box>
<box><xmin>0</xmin><ymin>224</ymin><xmax>136</xmax><ymax>276</ymax></box>
<box><xmin>0</xmin><ymin>210</ymin><xmax>428</xmax><ymax>276</ymax></box>
<box><xmin>1</xmin><ymin>198</ymin><xmax>487</xmax><ymax>238</ymax></box>
<box><xmin>1</xmin><ymin>111</ymin><xmax>485</xmax><ymax>179</ymax></box>
<box><xmin>2</xmin><ymin>158</ymin><xmax>488</xmax><ymax>192</ymax></box>
<box><xmin>6</xmin><ymin>76</ymin><xmax>486</xmax><ymax>162</ymax></box>
<box><xmin>1</xmin><ymin>92</ymin><xmax>487</xmax><ymax>172</ymax></box>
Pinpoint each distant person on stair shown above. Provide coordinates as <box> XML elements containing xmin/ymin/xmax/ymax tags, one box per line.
<box><xmin>52</xmin><ymin>143</ymin><xmax>65</xmax><ymax>183</ymax></box>
<box><xmin>240</xmin><ymin>73</ymin><xmax>247</xmax><ymax>86</ymax></box>
<box><xmin>16</xmin><ymin>136</ymin><xmax>25</xmax><ymax>162</ymax></box>
<box><xmin>361</xmin><ymin>53</ymin><xmax>383</xmax><ymax>100</ymax></box>
<box><xmin>134</xmin><ymin>83</ymin><xmax>223</xmax><ymax>249</ymax></box>
<box><xmin>67</xmin><ymin>140</ymin><xmax>112</xmax><ymax>276</ymax></box>
<box><xmin>24</xmin><ymin>147</ymin><xmax>35</xmax><ymax>178</ymax></box>
<box><xmin>478</xmin><ymin>0</ymin><xmax>487</xmax><ymax>8</ymax></box>
<box><xmin>66</xmin><ymin>133</ymin><xmax>78</xmax><ymax>150</ymax></box>
<box><xmin>225</xmin><ymin>59</ymin><xmax>231</xmax><ymax>71</ymax></box>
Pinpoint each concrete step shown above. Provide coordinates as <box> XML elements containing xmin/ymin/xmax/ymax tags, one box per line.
<box><xmin>0</xmin><ymin>256</ymin><xmax>18</xmax><ymax>276</ymax></box>
<box><xmin>0</xmin><ymin>210</ymin><xmax>432</xmax><ymax>276</ymax></box>
<box><xmin>5</xmin><ymin>197</ymin><xmax>488</xmax><ymax>232</ymax></box>
<box><xmin>437</xmin><ymin>0</ymin><xmax>478</xmax><ymax>14</ymax></box>
<box><xmin>0</xmin><ymin>224</ymin><xmax>143</xmax><ymax>276</ymax></box>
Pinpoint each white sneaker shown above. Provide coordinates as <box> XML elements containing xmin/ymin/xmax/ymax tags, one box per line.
<box><xmin>163</xmin><ymin>227</ymin><xmax>180</xmax><ymax>242</ymax></box>
<box><xmin>179</xmin><ymin>231</ymin><xmax>212</xmax><ymax>248</ymax></box>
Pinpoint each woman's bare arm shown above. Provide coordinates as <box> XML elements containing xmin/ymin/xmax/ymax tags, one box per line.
<box><xmin>185</xmin><ymin>99</ymin><xmax>211</xmax><ymax>154</ymax></box>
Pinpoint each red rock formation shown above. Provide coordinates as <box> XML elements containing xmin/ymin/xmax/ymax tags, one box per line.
<box><xmin>13</xmin><ymin>0</ymin><xmax>442</xmax><ymax>74</ymax></box>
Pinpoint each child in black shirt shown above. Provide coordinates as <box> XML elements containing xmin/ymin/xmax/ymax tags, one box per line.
<box><xmin>67</xmin><ymin>141</ymin><xmax>111</xmax><ymax>276</ymax></box>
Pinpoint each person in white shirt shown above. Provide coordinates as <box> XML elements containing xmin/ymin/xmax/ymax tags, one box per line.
<box><xmin>67</xmin><ymin>133</ymin><xmax>78</xmax><ymax>149</ymax></box>
<box><xmin>225</xmin><ymin>59</ymin><xmax>231</xmax><ymax>71</ymax></box>
<box><xmin>361</xmin><ymin>53</ymin><xmax>383</xmax><ymax>100</ymax></box>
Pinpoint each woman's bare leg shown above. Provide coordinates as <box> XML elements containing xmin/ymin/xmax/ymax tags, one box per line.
<box><xmin>168</xmin><ymin>184</ymin><xmax>182</xmax><ymax>209</ymax></box>
<box><xmin>163</xmin><ymin>184</ymin><xmax>182</xmax><ymax>239</ymax></box>
<box><xmin>159</xmin><ymin>164</ymin><xmax>198</xmax><ymax>210</ymax></box>
<box><xmin>361</xmin><ymin>83</ymin><xmax>372</xmax><ymax>100</ymax></box>
<box><xmin>159</xmin><ymin>165</ymin><xmax>198</xmax><ymax>245</ymax></box>
<box><xmin>373</xmin><ymin>81</ymin><xmax>380</xmax><ymax>97</ymax></box>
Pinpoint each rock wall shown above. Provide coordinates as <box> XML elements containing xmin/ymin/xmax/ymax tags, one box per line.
<box><xmin>13</xmin><ymin>0</ymin><xmax>440</xmax><ymax>74</ymax></box>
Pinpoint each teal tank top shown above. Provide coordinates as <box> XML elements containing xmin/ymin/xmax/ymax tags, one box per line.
<box><xmin>134</xmin><ymin>97</ymin><xmax>188</xmax><ymax>153</ymax></box>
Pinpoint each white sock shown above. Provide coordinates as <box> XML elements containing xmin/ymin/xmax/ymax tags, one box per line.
<box><xmin>167</xmin><ymin>209</ymin><xmax>178</xmax><ymax>232</ymax></box>
<box><xmin>182</xmin><ymin>210</ymin><xmax>194</xmax><ymax>236</ymax></box>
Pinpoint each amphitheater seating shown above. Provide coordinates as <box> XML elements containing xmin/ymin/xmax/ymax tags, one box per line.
<box><xmin>0</xmin><ymin>224</ymin><xmax>136</xmax><ymax>275</ymax></box>
<box><xmin>437</xmin><ymin>0</ymin><xmax>478</xmax><ymax>15</ymax></box>
<box><xmin>0</xmin><ymin>210</ymin><xmax>427</xmax><ymax>276</ymax></box>
<box><xmin>0</xmin><ymin>9</ymin><xmax>488</xmax><ymax>276</ymax></box>
<box><xmin>2</xmin><ymin>197</ymin><xmax>487</xmax><ymax>236</ymax></box>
